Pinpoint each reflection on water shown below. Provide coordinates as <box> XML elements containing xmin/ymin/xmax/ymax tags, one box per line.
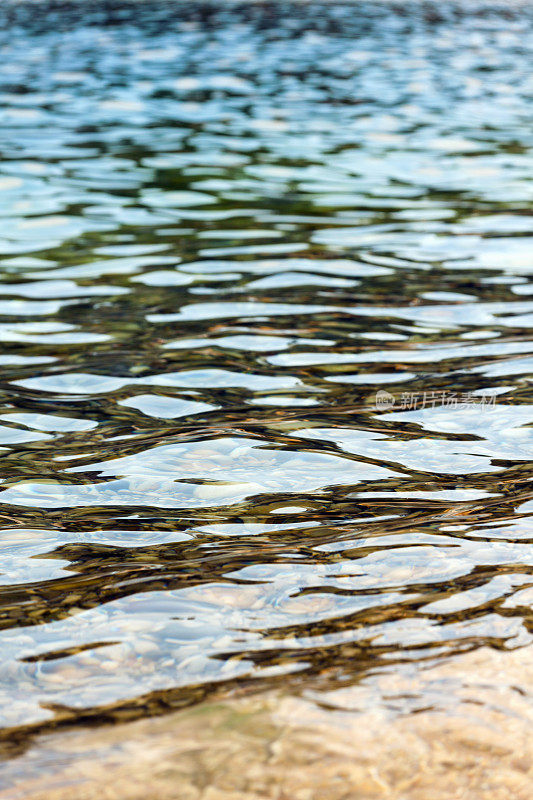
<box><xmin>0</xmin><ymin>0</ymin><xmax>532</xmax><ymax>746</ymax></box>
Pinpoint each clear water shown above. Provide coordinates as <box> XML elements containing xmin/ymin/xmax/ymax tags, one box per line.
<box><xmin>0</xmin><ymin>0</ymin><xmax>532</xmax><ymax>749</ymax></box>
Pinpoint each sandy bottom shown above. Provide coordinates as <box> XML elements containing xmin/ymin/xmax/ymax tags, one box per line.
<box><xmin>1</xmin><ymin>646</ymin><xmax>532</xmax><ymax>800</ymax></box>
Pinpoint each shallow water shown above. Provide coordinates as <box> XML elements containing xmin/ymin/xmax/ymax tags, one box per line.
<box><xmin>0</xmin><ymin>0</ymin><xmax>532</xmax><ymax>748</ymax></box>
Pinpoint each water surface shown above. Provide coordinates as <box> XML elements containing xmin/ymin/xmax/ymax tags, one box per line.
<box><xmin>0</xmin><ymin>0</ymin><xmax>532</xmax><ymax>747</ymax></box>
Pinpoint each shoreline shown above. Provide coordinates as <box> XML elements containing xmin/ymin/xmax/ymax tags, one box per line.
<box><xmin>1</xmin><ymin>645</ymin><xmax>531</xmax><ymax>800</ymax></box>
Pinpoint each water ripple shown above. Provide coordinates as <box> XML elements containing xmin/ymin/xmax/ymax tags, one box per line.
<box><xmin>0</xmin><ymin>0</ymin><xmax>531</xmax><ymax>743</ymax></box>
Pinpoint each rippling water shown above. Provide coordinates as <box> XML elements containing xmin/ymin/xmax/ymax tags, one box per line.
<box><xmin>0</xmin><ymin>0</ymin><xmax>532</xmax><ymax>749</ymax></box>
